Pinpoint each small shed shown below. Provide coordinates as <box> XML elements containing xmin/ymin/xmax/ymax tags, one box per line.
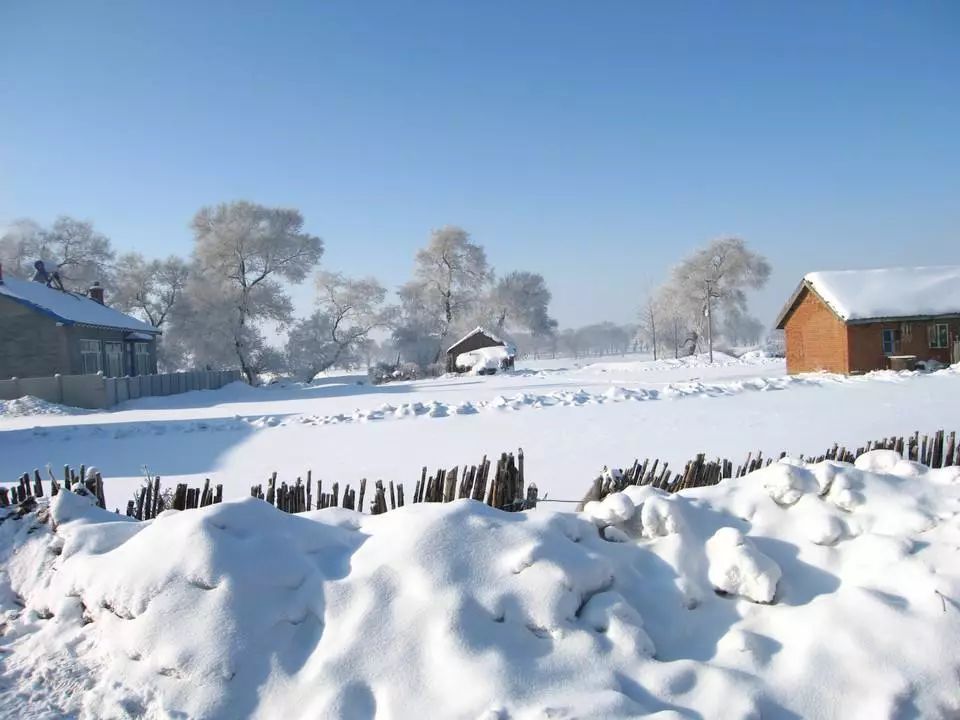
<box><xmin>775</xmin><ymin>266</ymin><xmax>960</xmax><ymax>374</ymax></box>
<box><xmin>446</xmin><ymin>327</ymin><xmax>516</xmax><ymax>374</ymax></box>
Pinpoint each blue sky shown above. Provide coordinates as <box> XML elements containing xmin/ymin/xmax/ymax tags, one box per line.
<box><xmin>1</xmin><ymin>1</ymin><xmax>957</xmax><ymax>328</ymax></box>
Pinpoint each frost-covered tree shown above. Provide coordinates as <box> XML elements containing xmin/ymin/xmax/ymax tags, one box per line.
<box><xmin>720</xmin><ymin>309</ymin><xmax>766</xmax><ymax>347</ymax></box>
<box><xmin>285</xmin><ymin>272</ymin><xmax>389</xmax><ymax>380</ymax></box>
<box><xmin>0</xmin><ymin>219</ymin><xmax>43</xmax><ymax>278</ymax></box>
<box><xmin>491</xmin><ymin>271</ymin><xmax>557</xmax><ymax>336</ymax></box>
<box><xmin>0</xmin><ymin>216</ymin><xmax>114</xmax><ymax>290</ymax></box>
<box><xmin>405</xmin><ymin>226</ymin><xmax>491</xmax><ymax>362</ymax></box>
<box><xmin>186</xmin><ymin>201</ymin><xmax>324</xmax><ymax>382</ymax></box>
<box><xmin>667</xmin><ymin>237</ymin><xmax>770</xmax><ymax>360</ymax></box>
<box><xmin>112</xmin><ymin>253</ymin><xmax>190</xmax><ymax>327</ymax></box>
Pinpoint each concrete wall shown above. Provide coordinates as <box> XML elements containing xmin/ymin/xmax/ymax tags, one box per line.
<box><xmin>0</xmin><ymin>370</ymin><xmax>244</xmax><ymax>409</ymax></box>
<box><xmin>783</xmin><ymin>288</ymin><xmax>849</xmax><ymax>374</ymax></box>
<box><xmin>0</xmin><ymin>296</ymin><xmax>71</xmax><ymax>377</ymax></box>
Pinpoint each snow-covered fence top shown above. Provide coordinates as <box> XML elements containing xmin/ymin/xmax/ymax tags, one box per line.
<box><xmin>0</xmin><ymin>369</ymin><xmax>244</xmax><ymax>409</ymax></box>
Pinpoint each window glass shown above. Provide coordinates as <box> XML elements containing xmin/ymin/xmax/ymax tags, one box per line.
<box><xmin>79</xmin><ymin>339</ymin><xmax>102</xmax><ymax>375</ymax></box>
<box><xmin>104</xmin><ymin>341</ymin><xmax>123</xmax><ymax>377</ymax></box>
<box><xmin>929</xmin><ymin>324</ymin><xmax>949</xmax><ymax>349</ymax></box>
<box><xmin>881</xmin><ymin>329</ymin><xmax>899</xmax><ymax>355</ymax></box>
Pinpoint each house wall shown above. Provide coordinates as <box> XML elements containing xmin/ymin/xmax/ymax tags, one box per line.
<box><xmin>847</xmin><ymin>318</ymin><xmax>960</xmax><ymax>373</ymax></box>
<box><xmin>446</xmin><ymin>332</ymin><xmax>505</xmax><ymax>372</ymax></box>
<box><xmin>783</xmin><ymin>288</ymin><xmax>849</xmax><ymax>374</ymax></box>
<box><xmin>0</xmin><ymin>296</ymin><xmax>71</xmax><ymax>378</ymax></box>
<box><xmin>61</xmin><ymin>325</ymin><xmax>158</xmax><ymax>376</ymax></box>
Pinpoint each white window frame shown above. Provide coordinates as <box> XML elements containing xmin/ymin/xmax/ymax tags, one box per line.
<box><xmin>79</xmin><ymin>339</ymin><xmax>102</xmax><ymax>375</ymax></box>
<box><xmin>134</xmin><ymin>342</ymin><xmax>152</xmax><ymax>376</ymax></box>
<box><xmin>104</xmin><ymin>341</ymin><xmax>124</xmax><ymax>377</ymax></box>
<box><xmin>929</xmin><ymin>323</ymin><xmax>949</xmax><ymax>349</ymax></box>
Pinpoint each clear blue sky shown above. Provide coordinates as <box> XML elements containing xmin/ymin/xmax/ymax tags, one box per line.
<box><xmin>1</xmin><ymin>1</ymin><xmax>957</xmax><ymax>328</ymax></box>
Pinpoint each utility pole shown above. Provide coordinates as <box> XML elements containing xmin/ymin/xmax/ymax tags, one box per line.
<box><xmin>705</xmin><ymin>279</ymin><xmax>714</xmax><ymax>363</ymax></box>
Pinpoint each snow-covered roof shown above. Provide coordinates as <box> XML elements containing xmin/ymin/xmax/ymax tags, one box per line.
<box><xmin>0</xmin><ymin>275</ymin><xmax>160</xmax><ymax>333</ymax></box>
<box><xmin>776</xmin><ymin>266</ymin><xmax>960</xmax><ymax>327</ymax></box>
<box><xmin>446</xmin><ymin>326</ymin><xmax>506</xmax><ymax>353</ymax></box>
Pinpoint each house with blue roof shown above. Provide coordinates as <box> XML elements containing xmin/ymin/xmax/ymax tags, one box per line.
<box><xmin>0</xmin><ymin>269</ymin><xmax>161</xmax><ymax>380</ymax></box>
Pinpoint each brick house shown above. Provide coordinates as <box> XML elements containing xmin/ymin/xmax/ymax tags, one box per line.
<box><xmin>0</xmin><ymin>271</ymin><xmax>161</xmax><ymax>380</ymax></box>
<box><xmin>775</xmin><ymin>267</ymin><xmax>960</xmax><ymax>375</ymax></box>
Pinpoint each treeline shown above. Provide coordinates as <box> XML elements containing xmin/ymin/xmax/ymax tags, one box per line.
<box><xmin>0</xmin><ymin>208</ymin><xmax>556</xmax><ymax>382</ymax></box>
<box><xmin>1</xmin><ymin>210</ymin><xmax>773</xmax><ymax>379</ymax></box>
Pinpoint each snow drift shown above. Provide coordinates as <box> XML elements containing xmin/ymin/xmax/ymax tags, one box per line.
<box><xmin>1</xmin><ymin>453</ymin><xmax>959</xmax><ymax>719</ymax></box>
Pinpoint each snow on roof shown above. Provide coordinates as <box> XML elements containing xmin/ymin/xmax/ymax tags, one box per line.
<box><xmin>446</xmin><ymin>326</ymin><xmax>505</xmax><ymax>353</ymax></box>
<box><xmin>0</xmin><ymin>275</ymin><xmax>159</xmax><ymax>333</ymax></box>
<box><xmin>777</xmin><ymin>266</ymin><xmax>960</xmax><ymax>326</ymax></box>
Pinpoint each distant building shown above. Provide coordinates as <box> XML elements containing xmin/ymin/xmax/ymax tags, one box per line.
<box><xmin>0</xmin><ymin>270</ymin><xmax>161</xmax><ymax>379</ymax></box>
<box><xmin>446</xmin><ymin>327</ymin><xmax>516</xmax><ymax>374</ymax></box>
<box><xmin>775</xmin><ymin>266</ymin><xmax>960</xmax><ymax>374</ymax></box>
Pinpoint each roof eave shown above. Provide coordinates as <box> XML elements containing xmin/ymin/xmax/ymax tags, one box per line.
<box><xmin>846</xmin><ymin>313</ymin><xmax>960</xmax><ymax>325</ymax></box>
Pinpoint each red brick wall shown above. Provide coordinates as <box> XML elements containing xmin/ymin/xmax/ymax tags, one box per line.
<box><xmin>784</xmin><ymin>288</ymin><xmax>849</xmax><ymax>374</ymax></box>
<box><xmin>847</xmin><ymin>319</ymin><xmax>960</xmax><ymax>373</ymax></box>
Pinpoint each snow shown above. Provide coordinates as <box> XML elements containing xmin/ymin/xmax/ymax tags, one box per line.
<box><xmin>705</xmin><ymin>527</ymin><xmax>781</xmax><ymax>603</ymax></box>
<box><xmin>0</xmin><ymin>275</ymin><xmax>158</xmax><ymax>333</ymax></box>
<box><xmin>804</xmin><ymin>265</ymin><xmax>960</xmax><ymax>322</ymax></box>
<box><xmin>0</xmin><ymin>395</ymin><xmax>92</xmax><ymax>417</ymax></box>
<box><xmin>1</xmin><ymin>452</ymin><xmax>959</xmax><ymax>718</ymax></box>
<box><xmin>456</xmin><ymin>344</ymin><xmax>514</xmax><ymax>373</ymax></box>
<box><xmin>446</xmin><ymin>325</ymin><xmax>506</xmax><ymax>352</ymax></box>
<box><xmin>3</xmin><ymin>353</ymin><xmax>960</xmax><ymax>515</ymax></box>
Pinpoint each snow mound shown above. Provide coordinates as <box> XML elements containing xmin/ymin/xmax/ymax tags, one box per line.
<box><xmin>0</xmin><ymin>395</ymin><xmax>91</xmax><ymax>417</ymax></box>
<box><xmin>706</xmin><ymin>527</ymin><xmax>781</xmax><ymax>603</ymax></box>
<box><xmin>1</xmin><ymin>453</ymin><xmax>959</xmax><ymax>719</ymax></box>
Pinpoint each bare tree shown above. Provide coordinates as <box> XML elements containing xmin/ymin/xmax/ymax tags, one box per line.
<box><xmin>285</xmin><ymin>272</ymin><xmax>389</xmax><ymax>380</ymax></box>
<box><xmin>638</xmin><ymin>291</ymin><xmax>664</xmax><ymax>360</ymax></box>
<box><xmin>189</xmin><ymin>201</ymin><xmax>324</xmax><ymax>383</ymax></box>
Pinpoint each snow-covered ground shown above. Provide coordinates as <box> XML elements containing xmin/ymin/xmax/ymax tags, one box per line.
<box><xmin>2</xmin><ymin>352</ymin><xmax>960</xmax><ymax>511</ymax></box>
<box><xmin>1</xmin><ymin>450</ymin><xmax>958</xmax><ymax>719</ymax></box>
<box><xmin>3</xmin><ymin>352</ymin><xmax>960</xmax><ymax>718</ymax></box>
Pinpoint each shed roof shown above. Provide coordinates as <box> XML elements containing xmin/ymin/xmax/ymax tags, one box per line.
<box><xmin>0</xmin><ymin>275</ymin><xmax>160</xmax><ymax>334</ymax></box>
<box><xmin>775</xmin><ymin>266</ymin><xmax>960</xmax><ymax>328</ymax></box>
<box><xmin>446</xmin><ymin>326</ymin><xmax>505</xmax><ymax>353</ymax></box>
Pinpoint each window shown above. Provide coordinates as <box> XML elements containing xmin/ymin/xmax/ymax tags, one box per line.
<box><xmin>134</xmin><ymin>342</ymin><xmax>152</xmax><ymax>376</ymax></box>
<box><xmin>881</xmin><ymin>329</ymin><xmax>900</xmax><ymax>355</ymax></box>
<box><xmin>79</xmin><ymin>339</ymin><xmax>102</xmax><ymax>374</ymax></box>
<box><xmin>929</xmin><ymin>323</ymin><xmax>949</xmax><ymax>349</ymax></box>
<box><xmin>104</xmin><ymin>342</ymin><xmax>124</xmax><ymax>377</ymax></box>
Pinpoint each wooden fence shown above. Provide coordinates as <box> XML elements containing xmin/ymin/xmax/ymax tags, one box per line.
<box><xmin>0</xmin><ymin>450</ymin><xmax>538</xmax><ymax>518</ymax></box>
<box><xmin>249</xmin><ymin>450</ymin><xmax>537</xmax><ymax>515</ymax></box>
<box><xmin>5</xmin><ymin>431</ymin><xmax>955</xmax><ymax>519</ymax></box>
<box><xmin>579</xmin><ymin>429</ymin><xmax>958</xmax><ymax>506</ymax></box>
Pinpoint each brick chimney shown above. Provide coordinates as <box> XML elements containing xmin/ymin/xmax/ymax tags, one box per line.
<box><xmin>88</xmin><ymin>281</ymin><xmax>105</xmax><ymax>304</ymax></box>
